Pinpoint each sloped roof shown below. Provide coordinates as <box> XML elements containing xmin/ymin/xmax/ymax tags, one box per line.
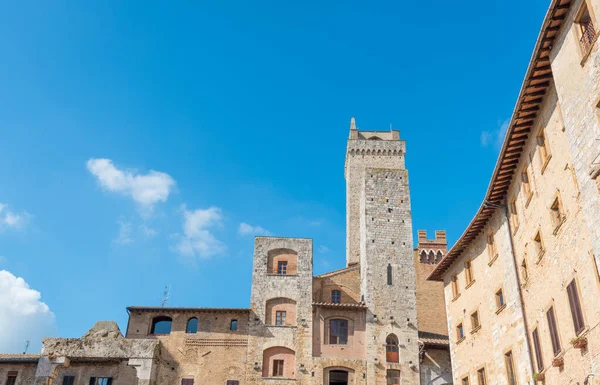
<box><xmin>428</xmin><ymin>0</ymin><xmax>572</xmax><ymax>281</ymax></box>
<box><xmin>0</xmin><ymin>354</ymin><xmax>40</xmax><ymax>363</ymax></box>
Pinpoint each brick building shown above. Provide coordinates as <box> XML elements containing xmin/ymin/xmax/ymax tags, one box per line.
<box><xmin>428</xmin><ymin>1</ymin><xmax>600</xmax><ymax>385</ymax></box>
<box><xmin>0</xmin><ymin>122</ymin><xmax>452</xmax><ymax>385</ymax></box>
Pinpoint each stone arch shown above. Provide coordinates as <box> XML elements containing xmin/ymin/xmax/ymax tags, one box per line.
<box><xmin>436</xmin><ymin>250</ymin><xmax>443</xmax><ymax>263</ymax></box>
<box><xmin>386</xmin><ymin>334</ymin><xmax>399</xmax><ymax>362</ymax></box>
<box><xmin>324</xmin><ymin>366</ymin><xmax>356</xmax><ymax>385</ymax></box>
<box><xmin>267</xmin><ymin>248</ymin><xmax>297</xmax><ymax>275</ymax></box>
<box><xmin>149</xmin><ymin>316</ymin><xmax>172</xmax><ymax>335</ymax></box>
<box><xmin>186</xmin><ymin>317</ymin><xmax>198</xmax><ymax>334</ymax></box>
<box><xmin>265</xmin><ymin>297</ymin><xmax>297</xmax><ymax>326</ymax></box>
<box><xmin>419</xmin><ymin>250</ymin><xmax>428</xmax><ymax>263</ymax></box>
<box><xmin>262</xmin><ymin>346</ymin><xmax>295</xmax><ymax>378</ymax></box>
<box><xmin>428</xmin><ymin>250</ymin><xmax>435</xmax><ymax>264</ymax></box>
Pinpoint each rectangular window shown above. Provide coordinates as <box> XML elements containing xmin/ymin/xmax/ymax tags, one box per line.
<box><xmin>534</xmin><ymin>231</ymin><xmax>545</xmax><ymax>259</ymax></box>
<box><xmin>576</xmin><ymin>2</ymin><xmax>597</xmax><ymax>54</ymax></box>
<box><xmin>510</xmin><ymin>199</ymin><xmax>519</xmax><ymax>230</ymax></box>
<box><xmin>522</xmin><ymin>169</ymin><xmax>533</xmax><ymax>201</ymax></box>
<box><xmin>567</xmin><ymin>279</ymin><xmax>585</xmax><ymax>335</ymax></box>
<box><xmin>277</xmin><ymin>261</ymin><xmax>287</xmax><ymax>275</ymax></box>
<box><xmin>456</xmin><ymin>323</ymin><xmax>464</xmax><ymax>340</ymax></box>
<box><xmin>272</xmin><ymin>360</ymin><xmax>284</xmax><ymax>377</ymax></box>
<box><xmin>226</xmin><ymin>381</ymin><xmax>240</xmax><ymax>385</ymax></box>
<box><xmin>532</xmin><ymin>328</ymin><xmax>544</xmax><ymax>372</ymax></box>
<box><xmin>487</xmin><ymin>233</ymin><xmax>498</xmax><ymax>260</ymax></box>
<box><xmin>477</xmin><ymin>368</ymin><xmax>487</xmax><ymax>385</ymax></box>
<box><xmin>89</xmin><ymin>378</ymin><xmax>113</xmax><ymax>385</ymax></box>
<box><xmin>275</xmin><ymin>311</ymin><xmax>286</xmax><ymax>326</ymax></box>
<box><xmin>329</xmin><ymin>319</ymin><xmax>349</xmax><ymax>344</ymax></box>
<box><xmin>386</xmin><ymin>370</ymin><xmax>400</xmax><ymax>385</ymax></box>
<box><xmin>5</xmin><ymin>372</ymin><xmax>17</xmax><ymax>385</ymax></box>
<box><xmin>496</xmin><ymin>289</ymin><xmax>505</xmax><ymax>310</ymax></box>
<box><xmin>550</xmin><ymin>196</ymin><xmax>564</xmax><ymax>231</ymax></box>
<box><xmin>331</xmin><ymin>290</ymin><xmax>341</xmax><ymax>304</ymax></box>
<box><xmin>465</xmin><ymin>259</ymin><xmax>474</xmax><ymax>285</ymax></box>
<box><xmin>452</xmin><ymin>274</ymin><xmax>460</xmax><ymax>298</ymax></box>
<box><xmin>181</xmin><ymin>379</ymin><xmax>195</xmax><ymax>385</ymax></box>
<box><xmin>462</xmin><ymin>376</ymin><xmax>470</xmax><ymax>385</ymax></box>
<box><xmin>521</xmin><ymin>258</ymin><xmax>529</xmax><ymax>282</ymax></box>
<box><xmin>546</xmin><ymin>306</ymin><xmax>562</xmax><ymax>356</ymax></box>
<box><xmin>537</xmin><ymin>129</ymin><xmax>550</xmax><ymax>171</ymax></box>
<box><xmin>471</xmin><ymin>311</ymin><xmax>480</xmax><ymax>330</ymax></box>
<box><xmin>63</xmin><ymin>376</ymin><xmax>75</xmax><ymax>385</ymax></box>
<box><xmin>505</xmin><ymin>351</ymin><xmax>517</xmax><ymax>385</ymax></box>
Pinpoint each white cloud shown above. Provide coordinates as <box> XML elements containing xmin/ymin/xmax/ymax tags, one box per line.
<box><xmin>0</xmin><ymin>203</ymin><xmax>30</xmax><ymax>231</ymax></box>
<box><xmin>175</xmin><ymin>206</ymin><xmax>226</xmax><ymax>259</ymax></box>
<box><xmin>114</xmin><ymin>221</ymin><xmax>134</xmax><ymax>245</ymax></box>
<box><xmin>86</xmin><ymin>158</ymin><xmax>176</xmax><ymax>214</ymax></box>
<box><xmin>318</xmin><ymin>245</ymin><xmax>330</xmax><ymax>253</ymax></box>
<box><xmin>238</xmin><ymin>222</ymin><xmax>271</xmax><ymax>236</ymax></box>
<box><xmin>0</xmin><ymin>270</ymin><xmax>56</xmax><ymax>353</ymax></box>
<box><xmin>481</xmin><ymin>119</ymin><xmax>510</xmax><ymax>149</ymax></box>
<box><xmin>140</xmin><ymin>224</ymin><xmax>158</xmax><ymax>239</ymax></box>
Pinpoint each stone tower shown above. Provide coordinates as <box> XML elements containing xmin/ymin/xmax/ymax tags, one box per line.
<box><xmin>345</xmin><ymin>118</ymin><xmax>420</xmax><ymax>385</ymax></box>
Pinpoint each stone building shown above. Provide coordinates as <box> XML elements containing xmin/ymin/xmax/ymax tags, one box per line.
<box><xmin>428</xmin><ymin>1</ymin><xmax>600</xmax><ymax>385</ymax></box>
<box><xmin>0</xmin><ymin>122</ymin><xmax>452</xmax><ymax>385</ymax></box>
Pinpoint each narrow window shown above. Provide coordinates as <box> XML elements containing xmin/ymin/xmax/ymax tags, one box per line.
<box><xmin>510</xmin><ymin>199</ymin><xmax>519</xmax><ymax>229</ymax></box>
<box><xmin>331</xmin><ymin>290</ymin><xmax>341</xmax><ymax>304</ymax></box>
<box><xmin>451</xmin><ymin>274</ymin><xmax>460</xmax><ymax>298</ymax></box>
<box><xmin>5</xmin><ymin>372</ymin><xmax>17</xmax><ymax>385</ymax></box>
<box><xmin>477</xmin><ymin>368</ymin><xmax>487</xmax><ymax>385</ymax></box>
<box><xmin>471</xmin><ymin>311</ymin><xmax>480</xmax><ymax>330</ymax></box>
<box><xmin>186</xmin><ymin>317</ymin><xmax>198</xmax><ymax>334</ymax></box>
<box><xmin>277</xmin><ymin>261</ymin><xmax>288</xmax><ymax>275</ymax></box>
<box><xmin>387</xmin><ymin>264</ymin><xmax>393</xmax><ymax>285</ymax></box>
<box><xmin>537</xmin><ymin>129</ymin><xmax>550</xmax><ymax>169</ymax></box>
<box><xmin>534</xmin><ymin>231</ymin><xmax>545</xmax><ymax>259</ymax></box>
<box><xmin>505</xmin><ymin>351</ymin><xmax>517</xmax><ymax>385</ymax></box>
<box><xmin>63</xmin><ymin>376</ymin><xmax>75</xmax><ymax>385</ymax></box>
<box><xmin>566</xmin><ymin>279</ymin><xmax>585</xmax><ymax>335</ymax></box>
<box><xmin>386</xmin><ymin>370</ymin><xmax>400</xmax><ymax>385</ymax></box>
<box><xmin>226</xmin><ymin>381</ymin><xmax>240</xmax><ymax>385</ymax></box>
<box><xmin>150</xmin><ymin>316</ymin><xmax>172</xmax><ymax>335</ymax></box>
<box><xmin>576</xmin><ymin>2</ymin><xmax>597</xmax><ymax>54</ymax></box>
<box><xmin>532</xmin><ymin>328</ymin><xmax>544</xmax><ymax>372</ymax></box>
<box><xmin>230</xmin><ymin>319</ymin><xmax>238</xmax><ymax>331</ymax></box>
<box><xmin>181</xmin><ymin>379</ymin><xmax>195</xmax><ymax>385</ymax></box>
<box><xmin>465</xmin><ymin>259</ymin><xmax>474</xmax><ymax>285</ymax></box>
<box><xmin>272</xmin><ymin>360</ymin><xmax>284</xmax><ymax>377</ymax></box>
<box><xmin>386</xmin><ymin>334</ymin><xmax>399</xmax><ymax>363</ymax></box>
<box><xmin>522</xmin><ymin>169</ymin><xmax>532</xmax><ymax>201</ymax></box>
<box><xmin>550</xmin><ymin>196</ymin><xmax>564</xmax><ymax>231</ymax></box>
<box><xmin>275</xmin><ymin>311</ymin><xmax>286</xmax><ymax>326</ymax></box>
<box><xmin>462</xmin><ymin>376</ymin><xmax>470</xmax><ymax>385</ymax></box>
<box><xmin>521</xmin><ymin>258</ymin><xmax>529</xmax><ymax>282</ymax></box>
<box><xmin>546</xmin><ymin>306</ymin><xmax>562</xmax><ymax>356</ymax></box>
<box><xmin>89</xmin><ymin>378</ymin><xmax>113</xmax><ymax>385</ymax></box>
<box><xmin>329</xmin><ymin>319</ymin><xmax>349</xmax><ymax>344</ymax></box>
<box><xmin>456</xmin><ymin>323</ymin><xmax>464</xmax><ymax>340</ymax></box>
<box><xmin>487</xmin><ymin>233</ymin><xmax>498</xmax><ymax>260</ymax></box>
<box><xmin>496</xmin><ymin>289</ymin><xmax>505</xmax><ymax>310</ymax></box>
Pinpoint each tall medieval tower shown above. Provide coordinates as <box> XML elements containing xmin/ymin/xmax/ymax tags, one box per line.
<box><xmin>345</xmin><ymin>118</ymin><xmax>420</xmax><ymax>385</ymax></box>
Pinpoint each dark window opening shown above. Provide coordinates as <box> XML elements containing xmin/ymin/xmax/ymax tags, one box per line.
<box><xmin>277</xmin><ymin>261</ymin><xmax>288</xmax><ymax>275</ymax></box>
<box><xmin>89</xmin><ymin>378</ymin><xmax>113</xmax><ymax>385</ymax></box>
<box><xmin>532</xmin><ymin>328</ymin><xmax>544</xmax><ymax>372</ymax></box>
<box><xmin>150</xmin><ymin>316</ymin><xmax>172</xmax><ymax>335</ymax></box>
<box><xmin>505</xmin><ymin>351</ymin><xmax>516</xmax><ymax>385</ymax></box>
<box><xmin>230</xmin><ymin>319</ymin><xmax>238</xmax><ymax>331</ymax></box>
<box><xmin>387</xmin><ymin>264</ymin><xmax>392</xmax><ymax>285</ymax></box>
<box><xmin>6</xmin><ymin>372</ymin><xmax>17</xmax><ymax>385</ymax></box>
<box><xmin>186</xmin><ymin>317</ymin><xmax>198</xmax><ymax>334</ymax></box>
<box><xmin>331</xmin><ymin>290</ymin><xmax>341</xmax><ymax>304</ymax></box>
<box><xmin>547</xmin><ymin>306</ymin><xmax>562</xmax><ymax>356</ymax></box>
<box><xmin>275</xmin><ymin>311</ymin><xmax>286</xmax><ymax>326</ymax></box>
<box><xmin>329</xmin><ymin>370</ymin><xmax>349</xmax><ymax>385</ymax></box>
<box><xmin>181</xmin><ymin>379</ymin><xmax>195</xmax><ymax>385</ymax></box>
<box><xmin>63</xmin><ymin>376</ymin><xmax>75</xmax><ymax>385</ymax></box>
<box><xmin>567</xmin><ymin>279</ymin><xmax>585</xmax><ymax>335</ymax></box>
<box><xmin>273</xmin><ymin>360</ymin><xmax>284</xmax><ymax>377</ymax></box>
<box><xmin>329</xmin><ymin>319</ymin><xmax>348</xmax><ymax>344</ymax></box>
<box><xmin>386</xmin><ymin>370</ymin><xmax>400</xmax><ymax>385</ymax></box>
<box><xmin>226</xmin><ymin>381</ymin><xmax>239</xmax><ymax>385</ymax></box>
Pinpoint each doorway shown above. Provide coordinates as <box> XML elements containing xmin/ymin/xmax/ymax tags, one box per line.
<box><xmin>329</xmin><ymin>370</ymin><xmax>348</xmax><ymax>385</ymax></box>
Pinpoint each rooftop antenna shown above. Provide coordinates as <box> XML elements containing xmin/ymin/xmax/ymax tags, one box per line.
<box><xmin>160</xmin><ymin>285</ymin><xmax>171</xmax><ymax>307</ymax></box>
<box><xmin>23</xmin><ymin>340</ymin><xmax>30</xmax><ymax>354</ymax></box>
<box><xmin>390</xmin><ymin>123</ymin><xmax>393</xmax><ymax>131</ymax></box>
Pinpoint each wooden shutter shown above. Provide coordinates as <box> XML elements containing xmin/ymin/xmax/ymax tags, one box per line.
<box><xmin>567</xmin><ymin>280</ymin><xmax>585</xmax><ymax>334</ymax></box>
<box><xmin>546</xmin><ymin>307</ymin><xmax>561</xmax><ymax>355</ymax></box>
<box><xmin>532</xmin><ymin>328</ymin><xmax>544</xmax><ymax>371</ymax></box>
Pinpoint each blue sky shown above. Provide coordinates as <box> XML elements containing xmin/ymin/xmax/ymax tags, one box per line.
<box><xmin>0</xmin><ymin>0</ymin><xmax>549</xmax><ymax>352</ymax></box>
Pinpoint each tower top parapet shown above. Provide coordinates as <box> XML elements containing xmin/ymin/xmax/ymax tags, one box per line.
<box><xmin>348</xmin><ymin>117</ymin><xmax>400</xmax><ymax>140</ymax></box>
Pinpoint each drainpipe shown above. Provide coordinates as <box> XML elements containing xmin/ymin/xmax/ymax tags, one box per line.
<box><xmin>484</xmin><ymin>200</ymin><xmax>536</xmax><ymax>383</ymax></box>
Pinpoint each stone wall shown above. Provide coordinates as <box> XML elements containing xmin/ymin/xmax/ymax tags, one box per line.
<box><xmin>0</xmin><ymin>360</ymin><xmax>38</xmax><ymax>385</ymax></box>
<box><xmin>420</xmin><ymin>349</ymin><xmax>452</xmax><ymax>385</ymax></box>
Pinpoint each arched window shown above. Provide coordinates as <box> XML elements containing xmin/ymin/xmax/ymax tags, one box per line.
<box><xmin>386</xmin><ymin>334</ymin><xmax>399</xmax><ymax>362</ymax></box>
<box><xmin>267</xmin><ymin>249</ymin><xmax>298</xmax><ymax>275</ymax></box>
<box><xmin>265</xmin><ymin>298</ymin><xmax>297</xmax><ymax>326</ymax></box>
<box><xmin>230</xmin><ymin>319</ymin><xmax>238</xmax><ymax>331</ymax></box>
<box><xmin>331</xmin><ymin>290</ymin><xmax>341</xmax><ymax>304</ymax></box>
<box><xmin>387</xmin><ymin>264</ymin><xmax>393</xmax><ymax>285</ymax></box>
<box><xmin>186</xmin><ymin>317</ymin><xmax>198</xmax><ymax>334</ymax></box>
<box><xmin>329</xmin><ymin>319</ymin><xmax>348</xmax><ymax>345</ymax></box>
<box><xmin>150</xmin><ymin>316</ymin><xmax>172</xmax><ymax>335</ymax></box>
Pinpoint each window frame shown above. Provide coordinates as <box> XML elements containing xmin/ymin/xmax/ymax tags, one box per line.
<box><xmin>477</xmin><ymin>367</ymin><xmax>487</xmax><ymax>385</ymax></box>
<box><xmin>487</xmin><ymin>232</ymin><xmax>498</xmax><ymax>265</ymax></box>
<box><xmin>328</xmin><ymin>318</ymin><xmax>349</xmax><ymax>345</ymax></box>
<box><xmin>275</xmin><ymin>311</ymin><xmax>286</xmax><ymax>326</ymax></box>
<box><xmin>537</xmin><ymin>128</ymin><xmax>551</xmax><ymax>173</ymax></box>
<box><xmin>277</xmin><ymin>261</ymin><xmax>288</xmax><ymax>275</ymax></box>
<box><xmin>575</xmin><ymin>0</ymin><xmax>598</xmax><ymax>59</ymax></box>
<box><xmin>522</xmin><ymin>168</ymin><xmax>533</xmax><ymax>206</ymax></box>
<box><xmin>566</xmin><ymin>279</ymin><xmax>586</xmax><ymax>335</ymax></box>
<box><xmin>550</xmin><ymin>193</ymin><xmax>565</xmax><ymax>234</ymax></box>
<box><xmin>495</xmin><ymin>288</ymin><xmax>506</xmax><ymax>312</ymax></box>
<box><xmin>63</xmin><ymin>376</ymin><xmax>76</xmax><ymax>385</ymax></box>
<box><xmin>470</xmin><ymin>310</ymin><xmax>480</xmax><ymax>331</ymax></box>
<box><xmin>465</xmin><ymin>259</ymin><xmax>474</xmax><ymax>287</ymax></box>
<box><xmin>504</xmin><ymin>351</ymin><xmax>517</xmax><ymax>385</ymax></box>
<box><xmin>386</xmin><ymin>334</ymin><xmax>399</xmax><ymax>363</ymax></box>
<box><xmin>546</xmin><ymin>305</ymin><xmax>562</xmax><ymax>357</ymax></box>
<box><xmin>181</xmin><ymin>379</ymin><xmax>195</xmax><ymax>385</ymax></box>
<box><xmin>532</xmin><ymin>327</ymin><xmax>544</xmax><ymax>372</ymax></box>
<box><xmin>89</xmin><ymin>377</ymin><xmax>113</xmax><ymax>385</ymax></box>
<box><xmin>230</xmin><ymin>319</ymin><xmax>238</xmax><ymax>332</ymax></box>
<box><xmin>5</xmin><ymin>372</ymin><xmax>17</xmax><ymax>385</ymax></box>
<box><xmin>272</xmin><ymin>359</ymin><xmax>284</xmax><ymax>377</ymax></box>
<box><xmin>533</xmin><ymin>231</ymin><xmax>546</xmax><ymax>262</ymax></box>
<box><xmin>451</xmin><ymin>273</ymin><xmax>460</xmax><ymax>299</ymax></box>
<box><xmin>456</xmin><ymin>322</ymin><xmax>465</xmax><ymax>342</ymax></box>
<box><xmin>149</xmin><ymin>316</ymin><xmax>173</xmax><ymax>335</ymax></box>
<box><xmin>386</xmin><ymin>370</ymin><xmax>400</xmax><ymax>385</ymax></box>
<box><xmin>186</xmin><ymin>317</ymin><xmax>198</xmax><ymax>334</ymax></box>
<box><xmin>461</xmin><ymin>376</ymin><xmax>470</xmax><ymax>385</ymax></box>
<box><xmin>331</xmin><ymin>290</ymin><xmax>341</xmax><ymax>304</ymax></box>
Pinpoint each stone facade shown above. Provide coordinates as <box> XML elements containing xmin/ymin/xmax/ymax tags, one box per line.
<box><xmin>429</xmin><ymin>1</ymin><xmax>600</xmax><ymax>385</ymax></box>
<box><xmin>0</xmin><ymin>121</ymin><xmax>451</xmax><ymax>385</ymax></box>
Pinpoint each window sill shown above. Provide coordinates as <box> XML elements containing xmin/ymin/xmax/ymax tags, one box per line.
<box><xmin>525</xmin><ymin>193</ymin><xmax>533</xmax><ymax>208</ymax></box>
<box><xmin>552</xmin><ymin>216</ymin><xmax>566</xmax><ymax>236</ymax></box>
<box><xmin>465</xmin><ymin>280</ymin><xmax>476</xmax><ymax>290</ymax></box>
<box><xmin>580</xmin><ymin>33</ymin><xmax>599</xmax><ymax>66</ymax></box>
<box><xmin>456</xmin><ymin>337</ymin><xmax>466</xmax><ymax>345</ymax></box>
<box><xmin>470</xmin><ymin>325</ymin><xmax>482</xmax><ymax>334</ymax></box>
<box><xmin>452</xmin><ymin>293</ymin><xmax>461</xmax><ymax>302</ymax></box>
<box><xmin>495</xmin><ymin>304</ymin><xmax>507</xmax><ymax>315</ymax></box>
<box><xmin>540</xmin><ymin>154</ymin><xmax>552</xmax><ymax>175</ymax></box>
<box><xmin>535</xmin><ymin>249</ymin><xmax>547</xmax><ymax>265</ymax></box>
<box><xmin>488</xmin><ymin>254</ymin><xmax>499</xmax><ymax>267</ymax></box>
